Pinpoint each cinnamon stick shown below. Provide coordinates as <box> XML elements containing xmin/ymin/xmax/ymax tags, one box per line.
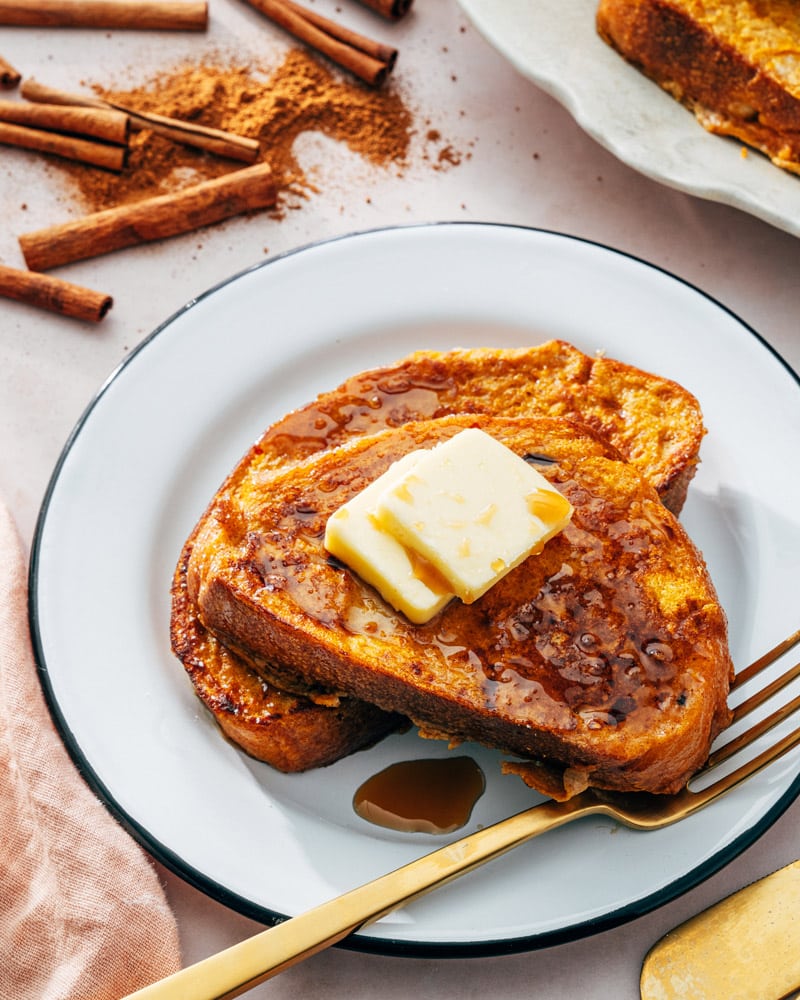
<box><xmin>242</xmin><ymin>0</ymin><xmax>396</xmax><ymax>87</ymax></box>
<box><xmin>0</xmin><ymin>0</ymin><xmax>208</xmax><ymax>30</ymax></box>
<box><xmin>0</xmin><ymin>54</ymin><xmax>20</xmax><ymax>88</ymax></box>
<box><xmin>21</xmin><ymin>79</ymin><xmax>260</xmax><ymax>162</ymax></box>
<box><xmin>0</xmin><ymin>99</ymin><xmax>129</xmax><ymax>144</ymax></box>
<box><xmin>0</xmin><ymin>119</ymin><xmax>126</xmax><ymax>170</ymax></box>
<box><xmin>19</xmin><ymin>162</ymin><xmax>277</xmax><ymax>271</ymax></box>
<box><xmin>357</xmin><ymin>0</ymin><xmax>413</xmax><ymax>20</ymax></box>
<box><xmin>282</xmin><ymin>0</ymin><xmax>397</xmax><ymax>67</ymax></box>
<box><xmin>0</xmin><ymin>263</ymin><xmax>112</xmax><ymax>322</ymax></box>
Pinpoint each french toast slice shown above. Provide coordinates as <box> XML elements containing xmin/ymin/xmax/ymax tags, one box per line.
<box><xmin>171</xmin><ymin>540</ymin><xmax>403</xmax><ymax>770</ymax></box>
<box><xmin>173</xmin><ymin>342</ymin><xmax>707</xmax><ymax>771</ymax></box>
<box><xmin>191</xmin><ymin>414</ymin><xmax>733</xmax><ymax>800</ymax></box>
<box><xmin>596</xmin><ymin>0</ymin><xmax>800</xmax><ymax>174</ymax></box>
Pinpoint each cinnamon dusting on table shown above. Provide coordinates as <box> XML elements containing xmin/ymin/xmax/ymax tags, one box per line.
<box><xmin>58</xmin><ymin>50</ymin><xmax>418</xmax><ymax>213</ymax></box>
<box><xmin>422</xmin><ymin>121</ymin><xmax>470</xmax><ymax>172</ymax></box>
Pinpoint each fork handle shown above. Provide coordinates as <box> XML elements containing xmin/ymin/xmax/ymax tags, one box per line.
<box><xmin>125</xmin><ymin>795</ymin><xmax>596</xmax><ymax>999</ymax></box>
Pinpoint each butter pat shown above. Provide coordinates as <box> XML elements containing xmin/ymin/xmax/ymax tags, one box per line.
<box><xmin>324</xmin><ymin>452</ymin><xmax>454</xmax><ymax>625</ymax></box>
<box><xmin>376</xmin><ymin>428</ymin><xmax>573</xmax><ymax>603</ymax></box>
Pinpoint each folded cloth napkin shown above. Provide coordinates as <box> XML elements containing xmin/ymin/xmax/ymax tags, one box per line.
<box><xmin>0</xmin><ymin>503</ymin><xmax>181</xmax><ymax>1000</ymax></box>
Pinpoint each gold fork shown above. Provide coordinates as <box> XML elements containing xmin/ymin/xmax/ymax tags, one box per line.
<box><xmin>126</xmin><ymin>627</ymin><xmax>800</xmax><ymax>1000</ymax></box>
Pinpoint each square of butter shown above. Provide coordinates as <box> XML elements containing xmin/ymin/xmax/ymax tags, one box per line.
<box><xmin>375</xmin><ymin>428</ymin><xmax>573</xmax><ymax>603</ymax></box>
<box><xmin>324</xmin><ymin>451</ymin><xmax>453</xmax><ymax>625</ymax></box>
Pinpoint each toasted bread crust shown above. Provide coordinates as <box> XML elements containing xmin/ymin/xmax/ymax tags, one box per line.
<box><xmin>194</xmin><ymin>415</ymin><xmax>733</xmax><ymax>799</ymax></box>
<box><xmin>171</xmin><ymin>541</ymin><xmax>402</xmax><ymax>770</ymax></box>
<box><xmin>203</xmin><ymin>340</ymin><xmax>704</xmax><ymax>522</ymax></box>
<box><xmin>597</xmin><ymin>0</ymin><xmax>800</xmax><ymax>173</ymax></box>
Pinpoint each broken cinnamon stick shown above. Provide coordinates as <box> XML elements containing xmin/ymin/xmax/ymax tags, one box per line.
<box><xmin>0</xmin><ymin>263</ymin><xmax>112</xmax><ymax>322</ymax></box>
<box><xmin>0</xmin><ymin>54</ymin><xmax>20</xmax><ymax>88</ymax></box>
<box><xmin>0</xmin><ymin>119</ymin><xmax>126</xmax><ymax>170</ymax></box>
<box><xmin>21</xmin><ymin>78</ymin><xmax>260</xmax><ymax>162</ymax></box>
<box><xmin>19</xmin><ymin>161</ymin><xmax>277</xmax><ymax>272</ymax></box>
<box><xmin>0</xmin><ymin>0</ymin><xmax>208</xmax><ymax>30</ymax></box>
<box><xmin>0</xmin><ymin>99</ymin><xmax>129</xmax><ymax>144</ymax></box>
<box><xmin>357</xmin><ymin>0</ymin><xmax>413</xmax><ymax>20</ymax></box>
<box><xmin>242</xmin><ymin>0</ymin><xmax>396</xmax><ymax>87</ymax></box>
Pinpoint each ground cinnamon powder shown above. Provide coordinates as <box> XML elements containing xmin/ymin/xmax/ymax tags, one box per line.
<box><xmin>60</xmin><ymin>49</ymin><xmax>421</xmax><ymax>213</ymax></box>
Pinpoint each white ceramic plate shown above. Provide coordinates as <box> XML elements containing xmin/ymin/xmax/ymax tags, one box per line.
<box><xmin>458</xmin><ymin>0</ymin><xmax>800</xmax><ymax>240</ymax></box>
<box><xmin>31</xmin><ymin>224</ymin><xmax>800</xmax><ymax>955</ymax></box>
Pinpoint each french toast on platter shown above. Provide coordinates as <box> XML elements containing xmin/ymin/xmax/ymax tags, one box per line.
<box><xmin>187</xmin><ymin>412</ymin><xmax>733</xmax><ymax>801</ymax></box>
<box><xmin>171</xmin><ymin>341</ymin><xmax>712</xmax><ymax>778</ymax></box>
<box><xmin>597</xmin><ymin>0</ymin><xmax>800</xmax><ymax>174</ymax></box>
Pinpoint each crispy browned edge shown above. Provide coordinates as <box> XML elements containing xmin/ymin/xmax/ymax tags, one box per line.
<box><xmin>596</xmin><ymin>0</ymin><xmax>800</xmax><ymax>173</ymax></box>
<box><xmin>171</xmin><ymin>538</ymin><xmax>403</xmax><ymax>770</ymax></box>
<box><xmin>186</xmin><ymin>341</ymin><xmax>705</xmax><ymax>532</ymax></box>
<box><xmin>194</xmin><ymin>415</ymin><xmax>733</xmax><ymax>799</ymax></box>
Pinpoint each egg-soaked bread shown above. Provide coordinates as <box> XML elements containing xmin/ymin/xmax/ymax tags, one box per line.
<box><xmin>597</xmin><ymin>0</ymin><xmax>800</xmax><ymax>174</ymax></box>
<box><xmin>173</xmin><ymin>342</ymin><xmax>707</xmax><ymax>773</ymax></box>
<box><xmin>171</xmin><ymin>541</ymin><xmax>402</xmax><ymax>770</ymax></box>
<box><xmin>191</xmin><ymin>414</ymin><xmax>732</xmax><ymax>800</ymax></box>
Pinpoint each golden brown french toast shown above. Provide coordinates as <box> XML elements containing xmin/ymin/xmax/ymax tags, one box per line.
<box><xmin>597</xmin><ymin>0</ymin><xmax>800</xmax><ymax>174</ymax></box>
<box><xmin>171</xmin><ymin>541</ymin><xmax>402</xmax><ymax>770</ymax></box>
<box><xmin>191</xmin><ymin>413</ymin><xmax>733</xmax><ymax>800</ymax></box>
<box><xmin>174</xmin><ymin>341</ymin><xmax>707</xmax><ymax>772</ymax></box>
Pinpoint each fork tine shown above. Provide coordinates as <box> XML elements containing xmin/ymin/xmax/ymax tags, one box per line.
<box><xmin>730</xmin><ymin>658</ymin><xmax>800</xmax><ymax>723</ymax></box>
<box><xmin>705</xmin><ymin>689</ymin><xmax>800</xmax><ymax>770</ymax></box>
<box><xmin>731</xmin><ymin>626</ymin><xmax>800</xmax><ymax>690</ymax></box>
<box><xmin>698</xmin><ymin>721</ymin><xmax>800</xmax><ymax>800</ymax></box>
<box><xmin>698</xmin><ymin>627</ymin><xmax>800</xmax><ymax>774</ymax></box>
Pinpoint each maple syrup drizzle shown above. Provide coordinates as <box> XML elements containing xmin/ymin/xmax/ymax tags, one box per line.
<box><xmin>353</xmin><ymin>756</ymin><xmax>485</xmax><ymax>834</ymax></box>
<box><xmin>248</xmin><ymin>410</ymin><xmax>692</xmax><ymax>738</ymax></box>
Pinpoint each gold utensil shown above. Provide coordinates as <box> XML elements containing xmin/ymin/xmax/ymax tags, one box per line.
<box><xmin>126</xmin><ymin>628</ymin><xmax>800</xmax><ymax>1000</ymax></box>
<box><xmin>640</xmin><ymin>858</ymin><xmax>800</xmax><ymax>999</ymax></box>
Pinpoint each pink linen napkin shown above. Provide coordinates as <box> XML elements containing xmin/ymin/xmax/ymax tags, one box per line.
<box><xmin>0</xmin><ymin>502</ymin><xmax>182</xmax><ymax>1000</ymax></box>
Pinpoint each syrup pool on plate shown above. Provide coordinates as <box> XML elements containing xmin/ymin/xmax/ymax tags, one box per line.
<box><xmin>353</xmin><ymin>756</ymin><xmax>485</xmax><ymax>834</ymax></box>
